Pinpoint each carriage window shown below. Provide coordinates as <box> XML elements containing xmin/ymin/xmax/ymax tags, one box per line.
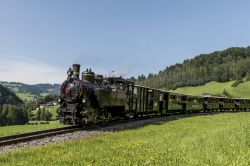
<box><xmin>134</xmin><ymin>87</ymin><xmax>137</xmax><ymax>94</ymax></box>
<box><xmin>115</xmin><ymin>83</ymin><xmax>124</xmax><ymax>90</ymax></box>
<box><xmin>129</xmin><ymin>85</ymin><xmax>133</xmax><ymax>91</ymax></box>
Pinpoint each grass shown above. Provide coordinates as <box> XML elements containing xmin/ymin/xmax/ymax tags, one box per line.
<box><xmin>173</xmin><ymin>81</ymin><xmax>250</xmax><ymax>98</ymax></box>
<box><xmin>40</xmin><ymin>93</ymin><xmax>49</xmax><ymax>97</ymax></box>
<box><xmin>16</xmin><ymin>92</ymin><xmax>37</xmax><ymax>101</ymax></box>
<box><xmin>1</xmin><ymin>112</ymin><xmax>250</xmax><ymax>165</ymax></box>
<box><xmin>0</xmin><ymin>121</ymin><xmax>62</xmax><ymax>137</ymax></box>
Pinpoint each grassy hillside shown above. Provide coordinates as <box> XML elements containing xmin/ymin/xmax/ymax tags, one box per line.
<box><xmin>16</xmin><ymin>92</ymin><xmax>38</xmax><ymax>102</ymax></box>
<box><xmin>173</xmin><ymin>81</ymin><xmax>250</xmax><ymax>98</ymax></box>
<box><xmin>1</xmin><ymin>112</ymin><xmax>250</xmax><ymax>165</ymax></box>
<box><xmin>0</xmin><ymin>81</ymin><xmax>60</xmax><ymax>95</ymax></box>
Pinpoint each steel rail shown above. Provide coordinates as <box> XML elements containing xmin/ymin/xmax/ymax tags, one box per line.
<box><xmin>0</xmin><ymin>125</ymin><xmax>81</xmax><ymax>147</ymax></box>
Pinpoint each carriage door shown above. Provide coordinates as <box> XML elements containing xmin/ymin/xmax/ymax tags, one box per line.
<box><xmin>147</xmin><ymin>90</ymin><xmax>154</xmax><ymax>111</ymax></box>
<box><xmin>219</xmin><ymin>98</ymin><xmax>224</xmax><ymax>110</ymax></box>
<box><xmin>127</xmin><ymin>83</ymin><xmax>134</xmax><ymax>111</ymax></box>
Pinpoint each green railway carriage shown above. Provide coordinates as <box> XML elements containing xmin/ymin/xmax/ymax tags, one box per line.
<box><xmin>133</xmin><ymin>86</ymin><xmax>163</xmax><ymax>116</ymax></box>
<box><xmin>168</xmin><ymin>93</ymin><xmax>184</xmax><ymax>111</ymax></box>
<box><xmin>235</xmin><ymin>98</ymin><xmax>250</xmax><ymax>110</ymax></box>
<box><xmin>203</xmin><ymin>96</ymin><xmax>223</xmax><ymax>111</ymax></box>
<box><xmin>202</xmin><ymin>96</ymin><xmax>246</xmax><ymax>111</ymax></box>
<box><xmin>167</xmin><ymin>93</ymin><xmax>203</xmax><ymax>113</ymax></box>
<box><xmin>223</xmin><ymin>98</ymin><xmax>236</xmax><ymax>110</ymax></box>
<box><xmin>185</xmin><ymin>95</ymin><xmax>203</xmax><ymax>112</ymax></box>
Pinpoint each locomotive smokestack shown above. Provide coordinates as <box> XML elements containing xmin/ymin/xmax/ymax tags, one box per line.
<box><xmin>72</xmin><ymin>64</ymin><xmax>80</xmax><ymax>79</ymax></box>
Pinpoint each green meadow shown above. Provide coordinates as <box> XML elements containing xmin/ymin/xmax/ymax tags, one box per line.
<box><xmin>16</xmin><ymin>92</ymin><xmax>37</xmax><ymax>101</ymax></box>
<box><xmin>173</xmin><ymin>81</ymin><xmax>250</xmax><ymax>98</ymax></box>
<box><xmin>1</xmin><ymin>112</ymin><xmax>250</xmax><ymax>165</ymax></box>
<box><xmin>0</xmin><ymin>121</ymin><xmax>63</xmax><ymax>137</ymax></box>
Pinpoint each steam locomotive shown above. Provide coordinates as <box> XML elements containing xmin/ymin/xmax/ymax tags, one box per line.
<box><xmin>58</xmin><ymin>64</ymin><xmax>250</xmax><ymax>125</ymax></box>
<box><xmin>58</xmin><ymin>64</ymin><xmax>135</xmax><ymax>125</ymax></box>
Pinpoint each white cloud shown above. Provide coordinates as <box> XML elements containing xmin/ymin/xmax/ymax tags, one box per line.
<box><xmin>0</xmin><ymin>56</ymin><xmax>66</xmax><ymax>84</ymax></box>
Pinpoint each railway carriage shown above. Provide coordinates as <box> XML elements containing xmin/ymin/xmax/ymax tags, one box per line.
<box><xmin>202</xmin><ymin>96</ymin><xmax>224</xmax><ymax>111</ymax></box>
<box><xmin>134</xmin><ymin>86</ymin><xmax>163</xmax><ymax>116</ymax></box>
<box><xmin>185</xmin><ymin>95</ymin><xmax>203</xmax><ymax>113</ymax></box>
<box><xmin>235</xmin><ymin>98</ymin><xmax>250</xmax><ymax>110</ymax></box>
<box><xmin>223</xmin><ymin>98</ymin><xmax>236</xmax><ymax>111</ymax></box>
<box><xmin>168</xmin><ymin>93</ymin><xmax>184</xmax><ymax>111</ymax></box>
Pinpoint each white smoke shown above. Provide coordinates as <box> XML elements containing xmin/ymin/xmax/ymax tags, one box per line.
<box><xmin>111</xmin><ymin>67</ymin><xmax>133</xmax><ymax>78</ymax></box>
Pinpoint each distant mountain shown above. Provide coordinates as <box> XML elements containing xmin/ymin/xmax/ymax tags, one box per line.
<box><xmin>138</xmin><ymin>46</ymin><xmax>250</xmax><ymax>89</ymax></box>
<box><xmin>0</xmin><ymin>84</ymin><xmax>23</xmax><ymax>105</ymax></box>
<box><xmin>0</xmin><ymin>82</ymin><xmax>60</xmax><ymax>95</ymax></box>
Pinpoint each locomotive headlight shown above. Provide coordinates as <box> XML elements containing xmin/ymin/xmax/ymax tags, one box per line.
<box><xmin>82</xmin><ymin>98</ymin><xmax>86</xmax><ymax>103</ymax></box>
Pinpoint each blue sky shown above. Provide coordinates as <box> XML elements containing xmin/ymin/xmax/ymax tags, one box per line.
<box><xmin>0</xmin><ymin>0</ymin><xmax>250</xmax><ymax>84</ymax></box>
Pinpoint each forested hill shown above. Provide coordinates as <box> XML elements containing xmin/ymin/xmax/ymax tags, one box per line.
<box><xmin>0</xmin><ymin>85</ymin><xmax>23</xmax><ymax>105</ymax></box>
<box><xmin>0</xmin><ymin>82</ymin><xmax>60</xmax><ymax>95</ymax></box>
<box><xmin>137</xmin><ymin>47</ymin><xmax>250</xmax><ymax>89</ymax></box>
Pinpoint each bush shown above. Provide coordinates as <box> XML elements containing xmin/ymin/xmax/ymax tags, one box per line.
<box><xmin>231</xmin><ymin>80</ymin><xmax>243</xmax><ymax>87</ymax></box>
<box><xmin>26</xmin><ymin>122</ymin><xmax>38</xmax><ymax>125</ymax></box>
<box><xmin>40</xmin><ymin>121</ymin><xmax>49</xmax><ymax>125</ymax></box>
<box><xmin>223</xmin><ymin>89</ymin><xmax>232</xmax><ymax>97</ymax></box>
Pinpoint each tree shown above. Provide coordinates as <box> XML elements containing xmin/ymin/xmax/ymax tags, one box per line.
<box><xmin>35</xmin><ymin>108</ymin><xmax>52</xmax><ymax>121</ymax></box>
<box><xmin>0</xmin><ymin>104</ymin><xmax>28</xmax><ymax>126</ymax></box>
<box><xmin>44</xmin><ymin>110</ymin><xmax>52</xmax><ymax>121</ymax></box>
<box><xmin>36</xmin><ymin>109</ymin><xmax>41</xmax><ymax>120</ymax></box>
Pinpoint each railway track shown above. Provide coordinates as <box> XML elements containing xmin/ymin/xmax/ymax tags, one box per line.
<box><xmin>0</xmin><ymin>125</ymin><xmax>82</xmax><ymax>147</ymax></box>
<box><xmin>0</xmin><ymin>114</ymin><xmax>176</xmax><ymax>147</ymax></box>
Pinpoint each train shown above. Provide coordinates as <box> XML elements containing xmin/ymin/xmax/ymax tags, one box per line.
<box><xmin>57</xmin><ymin>64</ymin><xmax>250</xmax><ymax>125</ymax></box>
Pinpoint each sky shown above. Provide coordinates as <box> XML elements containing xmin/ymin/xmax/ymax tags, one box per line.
<box><xmin>0</xmin><ymin>0</ymin><xmax>250</xmax><ymax>84</ymax></box>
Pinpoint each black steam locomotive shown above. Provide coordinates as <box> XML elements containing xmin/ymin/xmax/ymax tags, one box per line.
<box><xmin>58</xmin><ymin>64</ymin><xmax>250</xmax><ymax>125</ymax></box>
<box><xmin>58</xmin><ymin>64</ymin><xmax>135</xmax><ymax>125</ymax></box>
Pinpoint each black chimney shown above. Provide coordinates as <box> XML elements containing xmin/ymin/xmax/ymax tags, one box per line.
<box><xmin>72</xmin><ymin>64</ymin><xmax>80</xmax><ymax>79</ymax></box>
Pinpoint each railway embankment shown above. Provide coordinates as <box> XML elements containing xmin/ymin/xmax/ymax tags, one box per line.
<box><xmin>1</xmin><ymin>112</ymin><xmax>250</xmax><ymax>165</ymax></box>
